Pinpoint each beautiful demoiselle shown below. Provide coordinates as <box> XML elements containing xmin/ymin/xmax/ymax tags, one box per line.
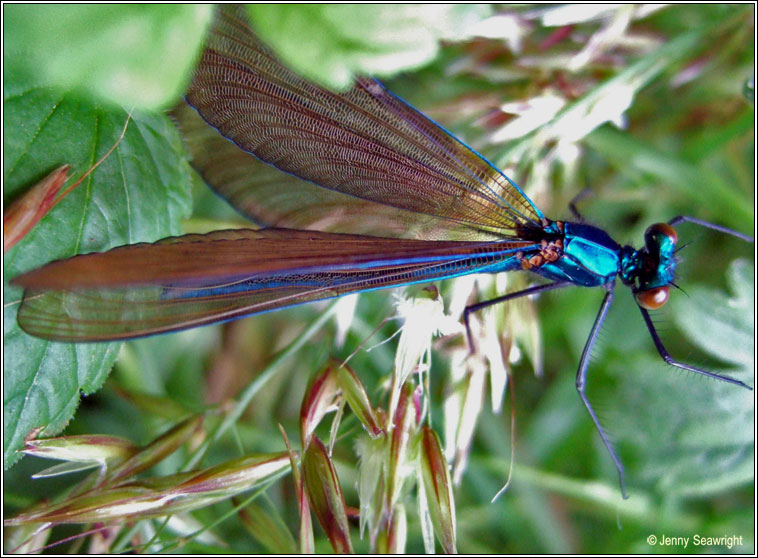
<box><xmin>12</xmin><ymin>5</ymin><xmax>753</xmax><ymax>497</ymax></box>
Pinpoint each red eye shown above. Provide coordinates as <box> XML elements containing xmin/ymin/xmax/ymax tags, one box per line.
<box><xmin>635</xmin><ymin>286</ymin><xmax>670</xmax><ymax>310</ymax></box>
<box><xmin>647</xmin><ymin>223</ymin><xmax>678</xmax><ymax>245</ymax></box>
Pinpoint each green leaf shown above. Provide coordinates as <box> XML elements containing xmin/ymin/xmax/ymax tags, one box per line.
<box><xmin>246</xmin><ymin>4</ymin><xmax>492</xmax><ymax>89</ymax></box>
<box><xmin>3</xmin><ymin>5</ymin><xmax>212</xmax><ymax>109</ymax></box>
<box><xmin>3</xmin><ymin>87</ymin><xmax>193</xmax><ymax>469</ymax></box>
<box><xmin>673</xmin><ymin>259</ymin><xmax>754</xmax><ymax>369</ymax></box>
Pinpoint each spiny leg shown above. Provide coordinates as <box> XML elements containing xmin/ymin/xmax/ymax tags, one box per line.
<box><xmin>638</xmin><ymin>306</ymin><xmax>753</xmax><ymax>390</ymax></box>
<box><xmin>575</xmin><ymin>282</ymin><xmax>629</xmax><ymax>499</ymax></box>
<box><xmin>463</xmin><ymin>280</ymin><xmax>571</xmax><ymax>354</ymax></box>
<box><xmin>660</xmin><ymin>214</ymin><xmax>753</xmax><ymax>388</ymax></box>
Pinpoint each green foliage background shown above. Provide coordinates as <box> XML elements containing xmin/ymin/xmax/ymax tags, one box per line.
<box><xmin>3</xmin><ymin>4</ymin><xmax>754</xmax><ymax>553</ymax></box>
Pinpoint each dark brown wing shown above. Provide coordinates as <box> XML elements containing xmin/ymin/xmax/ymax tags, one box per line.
<box><xmin>15</xmin><ymin>228</ymin><xmax>535</xmax><ymax>341</ymax></box>
<box><xmin>184</xmin><ymin>5</ymin><xmax>544</xmax><ymax>240</ymax></box>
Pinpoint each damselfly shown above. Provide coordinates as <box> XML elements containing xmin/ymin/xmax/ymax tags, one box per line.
<box><xmin>13</xmin><ymin>5</ymin><xmax>753</xmax><ymax>497</ymax></box>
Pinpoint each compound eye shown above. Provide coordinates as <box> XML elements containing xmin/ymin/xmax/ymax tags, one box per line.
<box><xmin>645</xmin><ymin>223</ymin><xmax>678</xmax><ymax>246</ymax></box>
<box><xmin>635</xmin><ymin>286</ymin><xmax>670</xmax><ymax>310</ymax></box>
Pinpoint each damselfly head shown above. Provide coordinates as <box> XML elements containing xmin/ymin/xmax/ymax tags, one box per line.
<box><xmin>626</xmin><ymin>222</ymin><xmax>680</xmax><ymax>309</ymax></box>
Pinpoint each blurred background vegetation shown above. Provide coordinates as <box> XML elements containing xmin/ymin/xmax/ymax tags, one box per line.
<box><xmin>3</xmin><ymin>4</ymin><xmax>754</xmax><ymax>553</ymax></box>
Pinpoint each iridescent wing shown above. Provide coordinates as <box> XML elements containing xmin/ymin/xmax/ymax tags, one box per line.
<box><xmin>173</xmin><ymin>103</ymin><xmax>445</xmax><ymax>239</ymax></box>
<box><xmin>14</xmin><ymin>5</ymin><xmax>548</xmax><ymax>342</ymax></box>
<box><xmin>15</xmin><ymin>229</ymin><xmax>534</xmax><ymax>341</ymax></box>
<box><xmin>184</xmin><ymin>5</ymin><xmax>544</xmax><ymax>241</ymax></box>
